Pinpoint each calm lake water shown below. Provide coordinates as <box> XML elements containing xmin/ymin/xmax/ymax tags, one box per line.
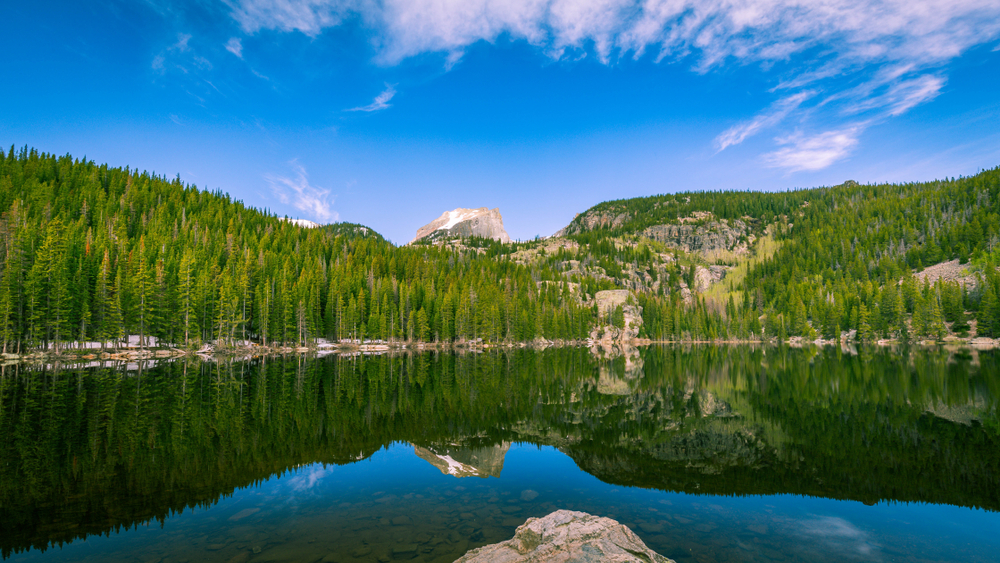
<box><xmin>2</xmin><ymin>346</ymin><xmax>999</xmax><ymax>563</ymax></box>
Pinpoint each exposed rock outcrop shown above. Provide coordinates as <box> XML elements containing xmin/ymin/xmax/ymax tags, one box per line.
<box><xmin>642</xmin><ymin>220</ymin><xmax>749</xmax><ymax>254</ymax></box>
<box><xmin>455</xmin><ymin>510</ymin><xmax>673</xmax><ymax>563</ymax></box>
<box><xmin>914</xmin><ymin>259</ymin><xmax>985</xmax><ymax>289</ymax></box>
<box><xmin>693</xmin><ymin>265</ymin><xmax>728</xmax><ymax>293</ymax></box>
<box><xmin>590</xmin><ymin>290</ymin><xmax>643</xmax><ymax>344</ymax></box>
<box><xmin>411</xmin><ymin>207</ymin><xmax>511</xmax><ymax>244</ymax></box>
<box><xmin>553</xmin><ymin>211</ymin><xmax>629</xmax><ymax>237</ymax></box>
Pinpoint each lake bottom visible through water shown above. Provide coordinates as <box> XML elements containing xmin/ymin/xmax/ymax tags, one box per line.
<box><xmin>12</xmin><ymin>443</ymin><xmax>1000</xmax><ymax>563</ymax></box>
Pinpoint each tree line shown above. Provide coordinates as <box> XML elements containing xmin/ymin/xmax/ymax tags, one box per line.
<box><xmin>0</xmin><ymin>147</ymin><xmax>592</xmax><ymax>352</ymax></box>
<box><xmin>3</xmin><ymin>145</ymin><xmax>999</xmax><ymax>349</ymax></box>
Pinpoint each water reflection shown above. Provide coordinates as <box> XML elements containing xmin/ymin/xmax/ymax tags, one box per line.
<box><xmin>413</xmin><ymin>443</ymin><xmax>510</xmax><ymax>478</ymax></box>
<box><xmin>1</xmin><ymin>346</ymin><xmax>998</xmax><ymax>561</ymax></box>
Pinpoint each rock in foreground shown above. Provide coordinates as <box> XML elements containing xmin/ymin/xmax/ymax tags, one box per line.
<box><xmin>455</xmin><ymin>510</ymin><xmax>674</xmax><ymax>563</ymax></box>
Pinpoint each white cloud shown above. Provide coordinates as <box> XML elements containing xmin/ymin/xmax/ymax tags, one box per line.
<box><xmin>226</xmin><ymin>1</ymin><xmax>1000</xmax><ymax>68</ymax></box>
<box><xmin>347</xmin><ymin>84</ymin><xmax>396</xmax><ymax>112</ymax></box>
<box><xmin>715</xmin><ymin>90</ymin><xmax>815</xmax><ymax>151</ymax></box>
<box><xmin>194</xmin><ymin>55</ymin><xmax>213</xmax><ymax>70</ymax></box>
<box><xmin>885</xmin><ymin>74</ymin><xmax>946</xmax><ymax>116</ymax></box>
<box><xmin>226</xmin><ymin>37</ymin><xmax>244</xmax><ymax>58</ymax></box>
<box><xmin>227</xmin><ymin>0</ymin><xmax>356</xmax><ymax>36</ymax></box>
<box><xmin>286</xmin><ymin>465</ymin><xmax>332</xmax><ymax>491</ymax></box>
<box><xmin>225</xmin><ymin>0</ymin><xmax>1000</xmax><ymax>171</ymax></box>
<box><xmin>152</xmin><ymin>33</ymin><xmax>213</xmax><ymax>77</ymax></box>
<box><xmin>173</xmin><ymin>33</ymin><xmax>192</xmax><ymax>52</ymax></box>
<box><xmin>796</xmin><ymin>516</ymin><xmax>879</xmax><ymax>557</ymax></box>
<box><xmin>266</xmin><ymin>161</ymin><xmax>339</xmax><ymax>224</ymax></box>
<box><xmin>764</xmin><ymin>127</ymin><xmax>862</xmax><ymax>172</ymax></box>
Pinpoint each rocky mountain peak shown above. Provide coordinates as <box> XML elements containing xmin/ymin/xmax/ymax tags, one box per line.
<box><xmin>411</xmin><ymin>207</ymin><xmax>511</xmax><ymax>244</ymax></box>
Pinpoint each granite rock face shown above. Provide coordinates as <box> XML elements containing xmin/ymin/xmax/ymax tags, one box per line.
<box><xmin>411</xmin><ymin>207</ymin><xmax>511</xmax><ymax>244</ymax></box>
<box><xmin>455</xmin><ymin>510</ymin><xmax>674</xmax><ymax>563</ymax></box>
<box><xmin>641</xmin><ymin>220</ymin><xmax>749</xmax><ymax>254</ymax></box>
<box><xmin>590</xmin><ymin>290</ymin><xmax>643</xmax><ymax>344</ymax></box>
<box><xmin>552</xmin><ymin>211</ymin><xmax>629</xmax><ymax>237</ymax></box>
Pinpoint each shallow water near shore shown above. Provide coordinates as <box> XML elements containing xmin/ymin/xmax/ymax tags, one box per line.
<box><xmin>2</xmin><ymin>346</ymin><xmax>999</xmax><ymax>562</ymax></box>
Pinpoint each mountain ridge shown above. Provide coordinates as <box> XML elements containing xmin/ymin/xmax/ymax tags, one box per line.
<box><xmin>410</xmin><ymin>207</ymin><xmax>511</xmax><ymax>244</ymax></box>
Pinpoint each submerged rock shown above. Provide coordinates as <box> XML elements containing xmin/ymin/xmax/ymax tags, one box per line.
<box><xmin>455</xmin><ymin>509</ymin><xmax>673</xmax><ymax>563</ymax></box>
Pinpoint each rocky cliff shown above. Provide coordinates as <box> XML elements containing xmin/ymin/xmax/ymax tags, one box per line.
<box><xmin>411</xmin><ymin>207</ymin><xmax>512</xmax><ymax>244</ymax></box>
<box><xmin>590</xmin><ymin>290</ymin><xmax>643</xmax><ymax>344</ymax></box>
<box><xmin>642</xmin><ymin>219</ymin><xmax>750</xmax><ymax>254</ymax></box>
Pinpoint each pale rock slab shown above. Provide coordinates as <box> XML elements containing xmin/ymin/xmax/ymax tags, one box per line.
<box><xmin>455</xmin><ymin>509</ymin><xmax>674</xmax><ymax>563</ymax></box>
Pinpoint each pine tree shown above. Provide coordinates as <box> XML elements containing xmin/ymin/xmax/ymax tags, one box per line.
<box><xmin>133</xmin><ymin>237</ymin><xmax>155</xmax><ymax>348</ymax></box>
<box><xmin>912</xmin><ymin>294</ymin><xmax>928</xmax><ymax>336</ymax></box>
<box><xmin>256</xmin><ymin>279</ymin><xmax>270</xmax><ymax>346</ymax></box>
<box><xmin>857</xmin><ymin>303</ymin><xmax>875</xmax><ymax>342</ymax></box>
<box><xmin>791</xmin><ymin>298</ymin><xmax>808</xmax><ymax>336</ymax></box>
<box><xmin>76</xmin><ymin>257</ymin><xmax>92</xmax><ymax>344</ymax></box>
<box><xmin>106</xmin><ymin>260</ymin><xmax>125</xmax><ymax>348</ymax></box>
<box><xmin>0</xmin><ymin>243</ymin><xmax>18</xmax><ymax>353</ymax></box>
<box><xmin>27</xmin><ymin>218</ymin><xmax>70</xmax><ymax>352</ymax></box>
<box><xmin>416</xmin><ymin>308</ymin><xmax>429</xmax><ymax>342</ymax></box>
<box><xmin>178</xmin><ymin>250</ymin><xmax>196</xmax><ymax>346</ymax></box>
<box><xmin>926</xmin><ymin>292</ymin><xmax>946</xmax><ymax>339</ymax></box>
<box><xmin>978</xmin><ymin>286</ymin><xmax>1000</xmax><ymax>338</ymax></box>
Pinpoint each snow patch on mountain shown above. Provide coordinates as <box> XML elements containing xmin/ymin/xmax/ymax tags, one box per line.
<box><xmin>439</xmin><ymin>209</ymin><xmax>479</xmax><ymax>231</ymax></box>
<box><xmin>411</xmin><ymin>207</ymin><xmax>512</xmax><ymax>244</ymax></box>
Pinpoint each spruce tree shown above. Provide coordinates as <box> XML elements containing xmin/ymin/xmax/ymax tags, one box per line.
<box><xmin>857</xmin><ymin>303</ymin><xmax>875</xmax><ymax>342</ymax></box>
<box><xmin>178</xmin><ymin>250</ymin><xmax>196</xmax><ymax>346</ymax></box>
<box><xmin>133</xmin><ymin>237</ymin><xmax>155</xmax><ymax>349</ymax></box>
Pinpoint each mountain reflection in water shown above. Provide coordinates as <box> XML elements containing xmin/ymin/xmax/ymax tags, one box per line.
<box><xmin>413</xmin><ymin>443</ymin><xmax>510</xmax><ymax>478</ymax></box>
<box><xmin>1</xmin><ymin>346</ymin><xmax>998</xmax><ymax>561</ymax></box>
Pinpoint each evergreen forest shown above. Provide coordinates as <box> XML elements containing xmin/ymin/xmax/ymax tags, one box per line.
<box><xmin>1</xmin><ymin>145</ymin><xmax>999</xmax><ymax>351</ymax></box>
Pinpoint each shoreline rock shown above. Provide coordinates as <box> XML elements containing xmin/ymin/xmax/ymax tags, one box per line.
<box><xmin>3</xmin><ymin>333</ymin><xmax>996</xmax><ymax>368</ymax></box>
<box><xmin>455</xmin><ymin>509</ymin><xmax>674</xmax><ymax>563</ymax></box>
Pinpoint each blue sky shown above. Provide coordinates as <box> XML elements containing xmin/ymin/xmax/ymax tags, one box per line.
<box><xmin>2</xmin><ymin>1</ymin><xmax>1000</xmax><ymax>244</ymax></box>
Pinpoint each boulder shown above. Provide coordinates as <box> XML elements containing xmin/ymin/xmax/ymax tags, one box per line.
<box><xmin>455</xmin><ymin>510</ymin><xmax>674</xmax><ymax>563</ymax></box>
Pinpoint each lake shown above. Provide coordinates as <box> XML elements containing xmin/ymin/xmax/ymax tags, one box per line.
<box><xmin>1</xmin><ymin>346</ymin><xmax>999</xmax><ymax>563</ymax></box>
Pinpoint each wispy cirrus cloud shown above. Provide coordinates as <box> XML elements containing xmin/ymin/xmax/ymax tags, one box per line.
<box><xmin>224</xmin><ymin>0</ymin><xmax>1000</xmax><ymax>171</ymax></box>
<box><xmin>227</xmin><ymin>0</ymin><xmax>356</xmax><ymax>37</ymax></box>
<box><xmin>266</xmin><ymin>161</ymin><xmax>339</xmax><ymax>224</ymax></box>
<box><xmin>347</xmin><ymin>84</ymin><xmax>396</xmax><ymax>112</ymax></box>
<box><xmin>225</xmin><ymin>1</ymin><xmax>1000</xmax><ymax>69</ymax></box>
<box><xmin>764</xmin><ymin>127</ymin><xmax>863</xmax><ymax>172</ymax></box>
<box><xmin>715</xmin><ymin>91</ymin><xmax>815</xmax><ymax>152</ymax></box>
<box><xmin>225</xmin><ymin>37</ymin><xmax>243</xmax><ymax>58</ymax></box>
<box><xmin>796</xmin><ymin>516</ymin><xmax>879</xmax><ymax>558</ymax></box>
<box><xmin>152</xmin><ymin>32</ymin><xmax>194</xmax><ymax>72</ymax></box>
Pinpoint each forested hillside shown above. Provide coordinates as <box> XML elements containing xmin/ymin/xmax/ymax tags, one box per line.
<box><xmin>558</xmin><ymin>171</ymin><xmax>1000</xmax><ymax>341</ymax></box>
<box><xmin>0</xmin><ymin>147</ymin><xmax>592</xmax><ymax>353</ymax></box>
<box><xmin>1</xmin><ymin>146</ymin><xmax>999</xmax><ymax>352</ymax></box>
